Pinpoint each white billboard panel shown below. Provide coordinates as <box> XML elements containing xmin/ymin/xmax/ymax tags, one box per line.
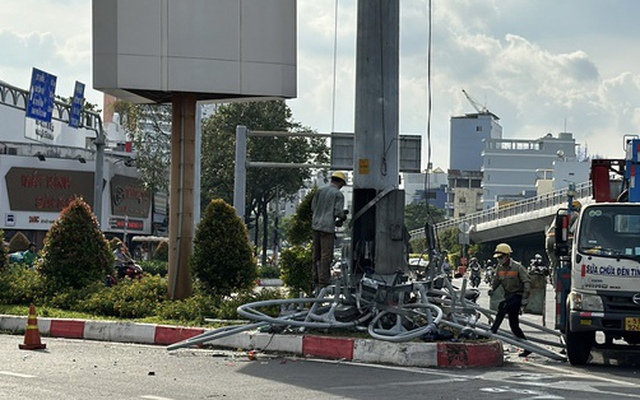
<box><xmin>93</xmin><ymin>0</ymin><xmax>296</xmax><ymax>103</ymax></box>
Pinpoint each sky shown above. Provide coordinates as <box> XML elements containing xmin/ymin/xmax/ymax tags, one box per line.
<box><xmin>2</xmin><ymin>0</ymin><xmax>640</xmax><ymax>170</ymax></box>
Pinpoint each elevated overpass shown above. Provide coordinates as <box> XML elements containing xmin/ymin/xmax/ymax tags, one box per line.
<box><xmin>410</xmin><ymin>181</ymin><xmax>592</xmax><ymax>257</ymax></box>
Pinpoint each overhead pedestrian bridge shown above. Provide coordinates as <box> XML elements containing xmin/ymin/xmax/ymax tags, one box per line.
<box><xmin>410</xmin><ymin>181</ymin><xmax>592</xmax><ymax>245</ymax></box>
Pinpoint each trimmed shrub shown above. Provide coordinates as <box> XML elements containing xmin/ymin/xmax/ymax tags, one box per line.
<box><xmin>37</xmin><ymin>198</ymin><xmax>114</xmax><ymax>293</ymax></box>
<box><xmin>46</xmin><ymin>282</ymin><xmax>104</xmax><ymax>310</ymax></box>
<box><xmin>0</xmin><ymin>264</ymin><xmax>44</xmax><ymax>305</ymax></box>
<box><xmin>9</xmin><ymin>231</ymin><xmax>30</xmax><ymax>253</ymax></box>
<box><xmin>76</xmin><ymin>274</ymin><xmax>168</xmax><ymax>318</ymax></box>
<box><xmin>191</xmin><ymin>199</ymin><xmax>258</xmax><ymax>297</ymax></box>
<box><xmin>258</xmin><ymin>263</ymin><xmax>280</xmax><ymax>279</ymax></box>
<box><xmin>0</xmin><ymin>229</ymin><xmax>7</xmax><ymax>271</ymax></box>
<box><xmin>215</xmin><ymin>288</ymin><xmax>284</xmax><ymax>320</ymax></box>
<box><xmin>280</xmin><ymin>244</ymin><xmax>313</xmax><ymax>296</ymax></box>
<box><xmin>156</xmin><ymin>293</ymin><xmax>219</xmax><ymax>324</ymax></box>
<box><xmin>139</xmin><ymin>260</ymin><xmax>168</xmax><ymax>277</ymax></box>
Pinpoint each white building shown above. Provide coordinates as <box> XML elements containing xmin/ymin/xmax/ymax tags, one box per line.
<box><xmin>0</xmin><ymin>82</ymin><xmax>158</xmax><ymax>248</ymax></box>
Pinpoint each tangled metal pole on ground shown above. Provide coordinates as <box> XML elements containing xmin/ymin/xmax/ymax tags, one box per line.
<box><xmin>167</xmin><ymin>257</ymin><xmax>566</xmax><ymax>362</ymax></box>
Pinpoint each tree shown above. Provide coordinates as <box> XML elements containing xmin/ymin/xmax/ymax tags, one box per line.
<box><xmin>438</xmin><ymin>226</ymin><xmax>461</xmax><ymax>254</ymax></box>
<box><xmin>191</xmin><ymin>199</ymin><xmax>258</xmax><ymax>297</ymax></box>
<box><xmin>404</xmin><ymin>200</ymin><xmax>446</xmax><ymax>231</ymax></box>
<box><xmin>200</xmin><ymin>100</ymin><xmax>329</xmax><ymax>265</ymax></box>
<box><xmin>37</xmin><ymin>198</ymin><xmax>113</xmax><ymax>292</ymax></box>
<box><xmin>286</xmin><ymin>188</ymin><xmax>316</xmax><ymax>246</ymax></box>
<box><xmin>109</xmin><ymin>101</ymin><xmax>172</xmax><ymax>192</ymax></box>
<box><xmin>279</xmin><ymin>188</ymin><xmax>317</xmax><ymax>296</ymax></box>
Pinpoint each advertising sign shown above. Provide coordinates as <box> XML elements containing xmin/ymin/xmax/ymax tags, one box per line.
<box><xmin>110</xmin><ymin>175</ymin><xmax>151</xmax><ymax>218</ymax></box>
<box><xmin>4</xmin><ymin>167</ymin><xmax>94</xmax><ymax>212</ymax></box>
<box><xmin>69</xmin><ymin>81</ymin><xmax>85</xmax><ymax>128</ymax></box>
<box><xmin>25</xmin><ymin>67</ymin><xmax>57</xmax><ymax>123</ymax></box>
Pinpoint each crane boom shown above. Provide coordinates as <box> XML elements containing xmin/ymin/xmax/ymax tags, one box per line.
<box><xmin>462</xmin><ymin>89</ymin><xmax>488</xmax><ymax>114</ymax></box>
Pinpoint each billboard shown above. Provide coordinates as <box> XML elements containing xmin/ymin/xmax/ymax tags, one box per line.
<box><xmin>5</xmin><ymin>166</ymin><xmax>94</xmax><ymax>212</ymax></box>
<box><xmin>93</xmin><ymin>0</ymin><xmax>296</xmax><ymax>103</ymax></box>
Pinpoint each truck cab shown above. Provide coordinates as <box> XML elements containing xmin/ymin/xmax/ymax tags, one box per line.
<box><xmin>564</xmin><ymin>203</ymin><xmax>640</xmax><ymax>364</ymax></box>
<box><xmin>555</xmin><ymin>137</ymin><xmax>640</xmax><ymax>365</ymax></box>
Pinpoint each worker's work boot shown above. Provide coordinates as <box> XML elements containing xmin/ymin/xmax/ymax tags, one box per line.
<box><xmin>518</xmin><ymin>350</ymin><xmax>532</xmax><ymax>357</ymax></box>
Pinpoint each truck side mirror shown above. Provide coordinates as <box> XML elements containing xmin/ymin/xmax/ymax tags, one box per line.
<box><xmin>554</xmin><ymin>209</ymin><xmax>571</xmax><ymax>257</ymax></box>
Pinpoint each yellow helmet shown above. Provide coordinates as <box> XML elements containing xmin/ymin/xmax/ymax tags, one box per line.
<box><xmin>493</xmin><ymin>243</ymin><xmax>513</xmax><ymax>258</ymax></box>
<box><xmin>331</xmin><ymin>171</ymin><xmax>347</xmax><ymax>183</ymax></box>
<box><xmin>572</xmin><ymin>200</ymin><xmax>582</xmax><ymax>210</ymax></box>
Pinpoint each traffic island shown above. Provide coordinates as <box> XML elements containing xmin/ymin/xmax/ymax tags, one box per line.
<box><xmin>0</xmin><ymin>316</ymin><xmax>503</xmax><ymax>368</ymax></box>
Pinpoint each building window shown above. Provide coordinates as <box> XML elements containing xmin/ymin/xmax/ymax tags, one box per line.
<box><xmin>476</xmin><ymin>126</ymin><xmax>482</xmax><ymax>132</ymax></box>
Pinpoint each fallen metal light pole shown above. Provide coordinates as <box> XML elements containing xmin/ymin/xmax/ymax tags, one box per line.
<box><xmin>167</xmin><ymin>254</ymin><xmax>567</xmax><ymax>363</ymax></box>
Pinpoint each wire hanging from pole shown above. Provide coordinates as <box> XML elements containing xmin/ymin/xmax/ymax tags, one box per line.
<box><xmin>330</xmin><ymin>0</ymin><xmax>340</xmax><ymax>133</ymax></box>
<box><xmin>426</xmin><ymin>0</ymin><xmax>433</xmax><ymax>176</ymax></box>
<box><xmin>423</xmin><ymin>0</ymin><xmax>441</xmax><ymax>257</ymax></box>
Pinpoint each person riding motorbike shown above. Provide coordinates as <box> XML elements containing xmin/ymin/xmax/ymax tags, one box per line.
<box><xmin>106</xmin><ymin>242</ymin><xmax>143</xmax><ymax>286</ymax></box>
<box><xmin>469</xmin><ymin>257</ymin><xmax>482</xmax><ymax>288</ymax></box>
<box><xmin>528</xmin><ymin>253</ymin><xmax>548</xmax><ymax>276</ymax></box>
<box><xmin>484</xmin><ymin>259</ymin><xmax>495</xmax><ymax>285</ymax></box>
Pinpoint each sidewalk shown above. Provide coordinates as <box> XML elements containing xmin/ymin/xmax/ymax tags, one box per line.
<box><xmin>0</xmin><ymin>311</ymin><xmax>504</xmax><ymax>368</ymax></box>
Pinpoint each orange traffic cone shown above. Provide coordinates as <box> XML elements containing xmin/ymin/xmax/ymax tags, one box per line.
<box><xmin>19</xmin><ymin>304</ymin><xmax>46</xmax><ymax>350</ymax></box>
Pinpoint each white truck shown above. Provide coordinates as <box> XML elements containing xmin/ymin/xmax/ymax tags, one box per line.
<box><xmin>554</xmin><ymin>139</ymin><xmax>640</xmax><ymax>365</ymax></box>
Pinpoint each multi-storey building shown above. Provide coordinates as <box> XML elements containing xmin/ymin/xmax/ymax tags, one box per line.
<box><xmin>402</xmin><ymin>167</ymin><xmax>447</xmax><ymax>207</ymax></box>
<box><xmin>481</xmin><ymin>132</ymin><xmax>577</xmax><ymax>209</ymax></box>
<box><xmin>446</xmin><ymin>169</ymin><xmax>483</xmax><ymax>218</ymax></box>
<box><xmin>447</xmin><ymin>111</ymin><xmax>502</xmax><ymax>217</ymax></box>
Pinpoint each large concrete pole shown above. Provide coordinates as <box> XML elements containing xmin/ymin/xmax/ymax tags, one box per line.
<box><xmin>352</xmin><ymin>0</ymin><xmax>405</xmax><ymax>276</ymax></box>
<box><xmin>168</xmin><ymin>93</ymin><xmax>196</xmax><ymax>299</ymax></box>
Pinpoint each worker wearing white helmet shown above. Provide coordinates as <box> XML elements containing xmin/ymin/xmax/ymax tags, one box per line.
<box><xmin>311</xmin><ymin>171</ymin><xmax>348</xmax><ymax>292</ymax></box>
<box><xmin>488</xmin><ymin>242</ymin><xmax>532</xmax><ymax>357</ymax></box>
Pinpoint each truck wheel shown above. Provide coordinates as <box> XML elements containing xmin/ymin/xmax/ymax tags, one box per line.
<box><xmin>565</xmin><ymin>319</ymin><xmax>594</xmax><ymax>365</ymax></box>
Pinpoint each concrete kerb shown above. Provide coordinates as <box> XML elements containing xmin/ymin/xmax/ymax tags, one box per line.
<box><xmin>0</xmin><ymin>315</ymin><xmax>503</xmax><ymax>368</ymax></box>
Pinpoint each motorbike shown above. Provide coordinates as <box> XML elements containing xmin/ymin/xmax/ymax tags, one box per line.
<box><xmin>528</xmin><ymin>254</ymin><xmax>549</xmax><ymax>276</ymax></box>
<box><xmin>484</xmin><ymin>267</ymin><xmax>494</xmax><ymax>285</ymax></box>
<box><xmin>470</xmin><ymin>265</ymin><xmax>482</xmax><ymax>288</ymax></box>
<box><xmin>105</xmin><ymin>261</ymin><xmax>143</xmax><ymax>287</ymax></box>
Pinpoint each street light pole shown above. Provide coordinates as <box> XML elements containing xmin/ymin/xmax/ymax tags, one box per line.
<box><xmin>92</xmin><ymin>123</ymin><xmax>106</xmax><ymax>225</ymax></box>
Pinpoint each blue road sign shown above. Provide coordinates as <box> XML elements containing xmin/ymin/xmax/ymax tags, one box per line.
<box><xmin>26</xmin><ymin>68</ymin><xmax>57</xmax><ymax>123</ymax></box>
<box><xmin>69</xmin><ymin>81</ymin><xmax>85</xmax><ymax>128</ymax></box>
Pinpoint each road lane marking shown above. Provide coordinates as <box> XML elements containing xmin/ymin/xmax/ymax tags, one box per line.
<box><xmin>530</xmin><ymin>362</ymin><xmax>640</xmax><ymax>387</ymax></box>
<box><xmin>309</xmin><ymin>358</ymin><xmax>640</xmax><ymax>398</ymax></box>
<box><xmin>140</xmin><ymin>396</ymin><xmax>176</xmax><ymax>400</ymax></box>
<box><xmin>332</xmin><ymin>377</ymin><xmax>468</xmax><ymax>390</ymax></box>
<box><xmin>0</xmin><ymin>371</ymin><xmax>36</xmax><ymax>378</ymax></box>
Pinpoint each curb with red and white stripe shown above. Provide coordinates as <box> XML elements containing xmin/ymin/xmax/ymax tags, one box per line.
<box><xmin>0</xmin><ymin>315</ymin><xmax>503</xmax><ymax>368</ymax></box>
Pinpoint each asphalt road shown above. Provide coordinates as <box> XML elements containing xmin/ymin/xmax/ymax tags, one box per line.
<box><xmin>2</xmin><ymin>332</ymin><xmax>640</xmax><ymax>400</ymax></box>
<box><xmin>2</xmin><ymin>275</ymin><xmax>640</xmax><ymax>399</ymax></box>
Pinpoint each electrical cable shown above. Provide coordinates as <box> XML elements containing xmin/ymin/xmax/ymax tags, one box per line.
<box><xmin>379</xmin><ymin>1</ymin><xmax>388</xmax><ymax>176</ymax></box>
<box><xmin>423</xmin><ymin>0</ymin><xmax>439</xmax><ymax>248</ymax></box>
<box><xmin>330</xmin><ymin>0</ymin><xmax>340</xmax><ymax>133</ymax></box>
